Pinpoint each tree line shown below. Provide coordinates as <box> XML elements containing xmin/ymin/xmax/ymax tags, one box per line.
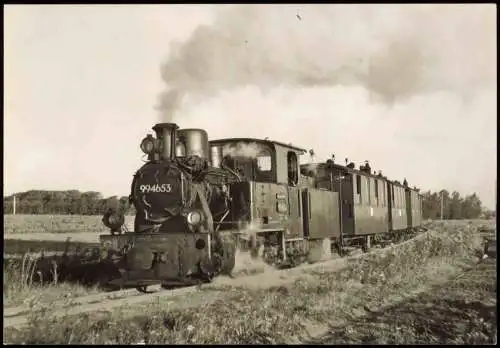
<box><xmin>3</xmin><ymin>190</ymin><xmax>136</xmax><ymax>215</ymax></box>
<box><xmin>420</xmin><ymin>189</ymin><xmax>495</xmax><ymax>220</ymax></box>
<box><xmin>3</xmin><ymin>189</ymin><xmax>496</xmax><ymax>219</ymax></box>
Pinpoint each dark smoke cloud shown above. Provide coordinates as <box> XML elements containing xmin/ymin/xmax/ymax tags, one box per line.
<box><xmin>157</xmin><ymin>4</ymin><xmax>496</xmax><ymax>120</ymax></box>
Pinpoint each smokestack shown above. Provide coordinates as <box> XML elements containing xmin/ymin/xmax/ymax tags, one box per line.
<box><xmin>152</xmin><ymin>123</ymin><xmax>179</xmax><ymax>161</ymax></box>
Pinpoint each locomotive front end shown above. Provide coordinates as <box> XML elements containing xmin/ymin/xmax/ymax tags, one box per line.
<box><xmin>99</xmin><ymin>123</ymin><xmax>236</xmax><ymax>290</ymax></box>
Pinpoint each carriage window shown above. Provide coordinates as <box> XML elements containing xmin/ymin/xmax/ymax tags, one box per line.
<box><xmin>374</xmin><ymin>179</ymin><xmax>379</xmax><ymax>199</ymax></box>
<box><xmin>257</xmin><ymin>151</ymin><xmax>272</xmax><ymax>172</ymax></box>
<box><xmin>356</xmin><ymin>175</ymin><xmax>361</xmax><ymax>194</ymax></box>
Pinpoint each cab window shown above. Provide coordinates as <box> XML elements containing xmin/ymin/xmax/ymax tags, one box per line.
<box><xmin>287</xmin><ymin>151</ymin><xmax>298</xmax><ymax>185</ymax></box>
<box><xmin>257</xmin><ymin>151</ymin><xmax>272</xmax><ymax>172</ymax></box>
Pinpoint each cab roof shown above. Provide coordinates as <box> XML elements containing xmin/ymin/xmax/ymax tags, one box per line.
<box><xmin>209</xmin><ymin>138</ymin><xmax>307</xmax><ymax>154</ymax></box>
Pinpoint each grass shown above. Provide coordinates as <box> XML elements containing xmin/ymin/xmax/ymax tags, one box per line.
<box><xmin>4</xmin><ymin>214</ymin><xmax>134</xmax><ymax>234</ymax></box>
<box><xmin>3</xmin><ymin>253</ymin><xmax>101</xmax><ymax>308</ymax></box>
<box><xmin>312</xmin><ymin>259</ymin><xmax>497</xmax><ymax>344</ymax></box>
<box><xmin>3</xmin><ymin>220</ymin><xmax>495</xmax><ymax>344</ymax></box>
<box><xmin>3</xmin><ymin>214</ymin><xmax>134</xmax><ymax>254</ymax></box>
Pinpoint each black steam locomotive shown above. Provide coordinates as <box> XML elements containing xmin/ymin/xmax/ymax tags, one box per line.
<box><xmin>100</xmin><ymin>122</ymin><xmax>423</xmax><ymax>291</ymax></box>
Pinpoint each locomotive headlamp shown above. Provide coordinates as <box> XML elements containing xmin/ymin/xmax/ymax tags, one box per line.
<box><xmin>108</xmin><ymin>213</ymin><xmax>121</xmax><ymax>226</ymax></box>
<box><xmin>140</xmin><ymin>134</ymin><xmax>156</xmax><ymax>155</ymax></box>
<box><xmin>102</xmin><ymin>209</ymin><xmax>125</xmax><ymax>233</ymax></box>
<box><xmin>186</xmin><ymin>211</ymin><xmax>203</xmax><ymax>225</ymax></box>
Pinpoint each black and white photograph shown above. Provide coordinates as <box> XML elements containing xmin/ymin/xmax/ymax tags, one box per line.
<box><xmin>3</xmin><ymin>4</ymin><xmax>497</xmax><ymax>344</ymax></box>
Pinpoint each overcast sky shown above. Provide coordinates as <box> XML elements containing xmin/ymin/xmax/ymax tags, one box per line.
<box><xmin>4</xmin><ymin>4</ymin><xmax>497</xmax><ymax>208</ymax></box>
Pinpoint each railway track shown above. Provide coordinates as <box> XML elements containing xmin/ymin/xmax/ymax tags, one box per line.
<box><xmin>3</xmin><ymin>284</ymin><xmax>202</xmax><ymax>330</ymax></box>
<box><xmin>4</xmin><ymin>227</ymin><xmax>433</xmax><ymax>330</ymax></box>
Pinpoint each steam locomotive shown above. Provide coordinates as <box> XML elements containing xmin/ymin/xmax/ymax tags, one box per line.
<box><xmin>100</xmin><ymin>122</ymin><xmax>423</xmax><ymax>291</ymax></box>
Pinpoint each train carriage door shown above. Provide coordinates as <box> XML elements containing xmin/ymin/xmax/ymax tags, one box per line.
<box><xmin>287</xmin><ymin>151</ymin><xmax>303</xmax><ymax>238</ymax></box>
<box><xmin>405</xmin><ymin>188</ymin><xmax>412</xmax><ymax>227</ymax></box>
<box><xmin>387</xmin><ymin>182</ymin><xmax>394</xmax><ymax>231</ymax></box>
<box><xmin>338</xmin><ymin>169</ymin><xmax>354</xmax><ymax>236</ymax></box>
<box><xmin>352</xmin><ymin>173</ymin><xmax>364</xmax><ymax>235</ymax></box>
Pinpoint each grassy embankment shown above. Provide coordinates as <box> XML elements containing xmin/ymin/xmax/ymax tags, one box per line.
<box><xmin>4</xmin><ymin>220</ymin><xmax>496</xmax><ymax>344</ymax></box>
<box><xmin>3</xmin><ymin>215</ymin><xmax>133</xmax><ymax>307</ymax></box>
<box><xmin>3</xmin><ymin>254</ymin><xmax>103</xmax><ymax>308</ymax></box>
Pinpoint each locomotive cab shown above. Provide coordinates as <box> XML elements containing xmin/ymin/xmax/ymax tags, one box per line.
<box><xmin>208</xmin><ymin>138</ymin><xmax>308</xmax><ymax>265</ymax></box>
<box><xmin>208</xmin><ymin>138</ymin><xmax>306</xmax><ymax>185</ymax></box>
<box><xmin>208</xmin><ymin>138</ymin><xmax>307</xmax><ymax>234</ymax></box>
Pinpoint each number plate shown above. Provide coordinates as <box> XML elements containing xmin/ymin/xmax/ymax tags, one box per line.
<box><xmin>139</xmin><ymin>184</ymin><xmax>172</xmax><ymax>193</ymax></box>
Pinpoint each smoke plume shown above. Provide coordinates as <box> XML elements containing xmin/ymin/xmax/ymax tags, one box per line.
<box><xmin>222</xmin><ymin>142</ymin><xmax>264</xmax><ymax>158</ymax></box>
<box><xmin>301</xmin><ymin>163</ymin><xmax>320</xmax><ymax>176</ymax></box>
<box><xmin>157</xmin><ymin>4</ymin><xmax>495</xmax><ymax>120</ymax></box>
<box><xmin>155</xmin><ymin>4</ymin><xmax>496</xmax><ymax>208</ymax></box>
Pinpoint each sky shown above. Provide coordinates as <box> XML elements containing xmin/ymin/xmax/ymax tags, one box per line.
<box><xmin>3</xmin><ymin>4</ymin><xmax>497</xmax><ymax>208</ymax></box>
